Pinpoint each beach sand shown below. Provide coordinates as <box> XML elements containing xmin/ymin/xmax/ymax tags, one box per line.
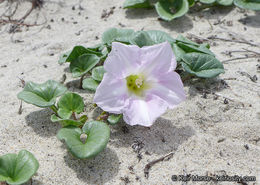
<box><xmin>0</xmin><ymin>0</ymin><xmax>259</xmax><ymax>184</ymax></box>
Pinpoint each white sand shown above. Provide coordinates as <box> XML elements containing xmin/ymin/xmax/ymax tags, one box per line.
<box><xmin>0</xmin><ymin>0</ymin><xmax>259</xmax><ymax>184</ymax></box>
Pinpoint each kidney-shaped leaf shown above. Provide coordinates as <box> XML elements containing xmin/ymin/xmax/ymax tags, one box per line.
<box><xmin>57</xmin><ymin>92</ymin><xmax>84</xmax><ymax>119</ymax></box>
<box><xmin>17</xmin><ymin>80</ymin><xmax>67</xmax><ymax>108</ymax></box>
<box><xmin>70</xmin><ymin>54</ymin><xmax>100</xmax><ymax>78</ymax></box>
<box><xmin>92</xmin><ymin>66</ymin><xmax>105</xmax><ymax>82</ymax></box>
<box><xmin>59</xmin><ymin>46</ymin><xmax>102</xmax><ymax>65</ymax></box>
<box><xmin>57</xmin><ymin>121</ymin><xmax>110</xmax><ymax>159</ymax></box>
<box><xmin>82</xmin><ymin>78</ymin><xmax>99</xmax><ymax>91</ymax></box>
<box><xmin>0</xmin><ymin>150</ymin><xmax>39</xmax><ymax>185</ymax></box>
<box><xmin>123</xmin><ymin>0</ymin><xmax>152</xmax><ymax>8</ymax></box>
<box><xmin>108</xmin><ymin>114</ymin><xmax>122</xmax><ymax>125</ymax></box>
<box><xmin>155</xmin><ymin>0</ymin><xmax>189</xmax><ymax>21</ymax></box>
<box><xmin>234</xmin><ymin>0</ymin><xmax>260</xmax><ymax>10</ymax></box>
<box><xmin>130</xmin><ymin>31</ymin><xmax>156</xmax><ymax>47</ymax></box>
<box><xmin>181</xmin><ymin>53</ymin><xmax>224</xmax><ymax>78</ymax></box>
<box><xmin>199</xmin><ymin>0</ymin><xmax>216</xmax><ymax>4</ymax></box>
<box><xmin>146</xmin><ymin>30</ymin><xmax>176</xmax><ymax>44</ymax></box>
<box><xmin>217</xmin><ymin>0</ymin><xmax>233</xmax><ymax>5</ymax></box>
<box><xmin>102</xmin><ymin>28</ymin><xmax>135</xmax><ymax>45</ymax></box>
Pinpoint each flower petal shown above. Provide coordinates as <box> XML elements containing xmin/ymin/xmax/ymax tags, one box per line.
<box><xmin>148</xmin><ymin>71</ymin><xmax>186</xmax><ymax>109</ymax></box>
<box><xmin>122</xmin><ymin>95</ymin><xmax>168</xmax><ymax>127</ymax></box>
<box><xmin>104</xmin><ymin>42</ymin><xmax>141</xmax><ymax>78</ymax></box>
<box><xmin>94</xmin><ymin>73</ymin><xmax>129</xmax><ymax>114</ymax></box>
<box><xmin>140</xmin><ymin>42</ymin><xmax>176</xmax><ymax>76</ymax></box>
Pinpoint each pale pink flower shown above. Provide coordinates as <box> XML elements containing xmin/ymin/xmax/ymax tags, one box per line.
<box><xmin>94</xmin><ymin>42</ymin><xmax>186</xmax><ymax>127</ymax></box>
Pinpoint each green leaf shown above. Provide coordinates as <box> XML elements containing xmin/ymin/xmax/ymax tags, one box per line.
<box><xmin>188</xmin><ymin>0</ymin><xmax>196</xmax><ymax>6</ymax></box>
<box><xmin>102</xmin><ymin>28</ymin><xmax>135</xmax><ymax>45</ymax></box>
<box><xmin>234</xmin><ymin>0</ymin><xmax>260</xmax><ymax>10</ymax></box>
<box><xmin>155</xmin><ymin>0</ymin><xmax>189</xmax><ymax>21</ymax></box>
<box><xmin>172</xmin><ymin>43</ymin><xmax>186</xmax><ymax>62</ymax></box>
<box><xmin>58</xmin><ymin>51</ymin><xmax>71</xmax><ymax>64</ymax></box>
<box><xmin>66</xmin><ymin>46</ymin><xmax>103</xmax><ymax>63</ymax></box>
<box><xmin>108</xmin><ymin>114</ymin><xmax>122</xmax><ymax>125</ymax></box>
<box><xmin>17</xmin><ymin>80</ymin><xmax>67</xmax><ymax>108</ymax></box>
<box><xmin>70</xmin><ymin>54</ymin><xmax>100</xmax><ymax>78</ymax></box>
<box><xmin>199</xmin><ymin>0</ymin><xmax>216</xmax><ymax>4</ymax></box>
<box><xmin>57</xmin><ymin>92</ymin><xmax>84</xmax><ymax>119</ymax></box>
<box><xmin>79</xmin><ymin>115</ymin><xmax>88</xmax><ymax>124</ymax></box>
<box><xmin>57</xmin><ymin>121</ymin><xmax>110</xmax><ymax>159</ymax></box>
<box><xmin>181</xmin><ymin>53</ymin><xmax>224</xmax><ymax>78</ymax></box>
<box><xmin>176</xmin><ymin>35</ymin><xmax>200</xmax><ymax>47</ymax></box>
<box><xmin>146</xmin><ymin>30</ymin><xmax>176</xmax><ymax>44</ymax></box>
<box><xmin>177</xmin><ymin>42</ymin><xmax>215</xmax><ymax>56</ymax></box>
<box><xmin>0</xmin><ymin>150</ymin><xmax>39</xmax><ymax>185</ymax></box>
<box><xmin>130</xmin><ymin>31</ymin><xmax>155</xmax><ymax>47</ymax></box>
<box><xmin>82</xmin><ymin>78</ymin><xmax>99</xmax><ymax>91</ymax></box>
<box><xmin>217</xmin><ymin>0</ymin><xmax>233</xmax><ymax>5</ymax></box>
<box><xmin>50</xmin><ymin>114</ymin><xmax>83</xmax><ymax>127</ymax></box>
<box><xmin>123</xmin><ymin>0</ymin><xmax>152</xmax><ymax>8</ymax></box>
<box><xmin>92</xmin><ymin>66</ymin><xmax>105</xmax><ymax>82</ymax></box>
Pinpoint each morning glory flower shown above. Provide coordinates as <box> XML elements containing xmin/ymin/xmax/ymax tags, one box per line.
<box><xmin>94</xmin><ymin>42</ymin><xmax>186</xmax><ymax>127</ymax></box>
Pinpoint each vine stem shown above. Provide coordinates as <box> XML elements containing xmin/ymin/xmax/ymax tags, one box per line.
<box><xmin>50</xmin><ymin>105</ymin><xmax>58</xmax><ymax>114</ymax></box>
<box><xmin>79</xmin><ymin>75</ymin><xmax>85</xmax><ymax>89</ymax></box>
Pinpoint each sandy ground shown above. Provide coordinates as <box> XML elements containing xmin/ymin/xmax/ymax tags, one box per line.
<box><xmin>0</xmin><ymin>0</ymin><xmax>260</xmax><ymax>184</ymax></box>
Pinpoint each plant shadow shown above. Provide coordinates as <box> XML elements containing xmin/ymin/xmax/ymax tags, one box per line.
<box><xmin>25</xmin><ymin>108</ymin><xmax>61</xmax><ymax>137</ymax></box>
<box><xmin>65</xmin><ymin>79</ymin><xmax>93</xmax><ymax>94</ymax></box>
<box><xmin>63</xmin><ymin>147</ymin><xmax>119</xmax><ymax>184</ymax></box>
<box><xmin>125</xmin><ymin>8</ymin><xmax>158</xmax><ymax>20</ymax></box>
<box><xmin>184</xmin><ymin>77</ymin><xmax>229</xmax><ymax>98</ymax></box>
<box><xmin>159</xmin><ymin>15</ymin><xmax>194</xmax><ymax>33</ymax></box>
<box><xmin>238</xmin><ymin>12</ymin><xmax>260</xmax><ymax>28</ymax></box>
<box><xmin>109</xmin><ymin>117</ymin><xmax>195</xmax><ymax>155</ymax></box>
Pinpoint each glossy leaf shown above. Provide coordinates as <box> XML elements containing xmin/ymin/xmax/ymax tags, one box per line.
<box><xmin>61</xmin><ymin>46</ymin><xmax>102</xmax><ymax>64</ymax></box>
<box><xmin>108</xmin><ymin>114</ymin><xmax>122</xmax><ymax>125</ymax></box>
<box><xmin>234</xmin><ymin>0</ymin><xmax>260</xmax><ymax>10</ymax></box>
<box><xmin>181</xmin><ymin>53</ymin><xmax>224</xmax><ymax>78</ymax></box>
<box><xmin>92</xmin><ymin>66</ymin><xmax>105</xmax><ymax>82</ymax></box>
<box><xmin>57</xmin><ymin>92</ymin><xmax>84</xmax><ymax>119</ymax></box>
<box><xmin>172</xmin><ymin>43</ymin><xmax>186</xmax><ymax>62</ymax></box>
<box><xmin>155</xmin><ymin>0</ymin><xmax>189</xmax><ymax>21</ymax></box>
<box><xmin>188</xmin><ymin>0</ymin><xmax>196</xmax><ymax>6</ymax></box>
<box><xmin>0</xmin><ymin>150</ymin><xmax>39</xmax><ymax>185</ymax></box>
<box><xmin>17</xmin><ymin>80</ymin><xmax>67</xmax><ymax>108</ymax></box>
<box><xmin>102</xmin><ymin>28</ymin><xmax>135</xmax><ymax>45</ymax></box>
<box><xmin>177</xmin><ymin>42</ymin><xmax>215</xmax><ymax>56</ymax></box>
<box><xmin>123</xmin><ymin>0</ymin><xmax>152</xmax><ymax>8</ymax></box>
<box><xmin>217</xmin><ymin>0</ymin><xmax>233</xmax><ymax>5</ymax></box>
<box><xmin>58</xmin><ymin>51</ymin><xmax>71</xmax><ymax>64</ymax></box>
<box><xmin>176</xmin><ymin>35</ymin><xmax>200</xmax><ymax>47</ymax></box>
<box><xmin>199</xmin><ymin>0</ymin><xmax>216</xmax><ymax>4</ymax></box>
<box><xmin>82</xmin><ymin>78</ymin><xmax>99</xmax><ymax>91</ymax></box>
<box><xmin>146</xmin><ymin>30</ymin><xmax>176</xmax><ymax>44</ymax></box>
<box><xmin>51</xmin><ymin>114</ymin><xmax>83</xmax><ymax>127</ymax></box>
<box><xmin>57</xmin><ymin>121</ymin><xmax>110</xmax><ymax>159</ymax></box>
<box><xmin>70</xmin><ymin>54</ymin><xmax>100</xmax><ymax>78</ymax></box>
<box><xmin>130</xmin><ymin>31</ymin><xmax>155</xmax><ymax>47</ymax></box>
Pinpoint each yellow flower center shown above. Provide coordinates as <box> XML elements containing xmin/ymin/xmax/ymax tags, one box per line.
<box><xmin>126</xmin><ymin>74</ymin><xmax>149</xmax><ymax>96</ymax></box>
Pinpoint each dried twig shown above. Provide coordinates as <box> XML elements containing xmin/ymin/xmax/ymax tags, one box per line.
<box><xmin>207</xmin><ymin>35</ymin><xmax>260</xmax><ymax>47</ymax></box>
<box><xmin>144</xmin><ymin>152</ymin><xmax>174</xmax><ymax>179</ymax></box>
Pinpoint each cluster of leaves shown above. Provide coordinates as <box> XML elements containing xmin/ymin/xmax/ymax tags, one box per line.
<box><xmin>17</xmin><ymin>80</ymin><xmax>119</xmax><ymax>160</ymax></box>
<box><xmin>123</xmin><ymin>0</ymin><xmax>260</xmax><ymax>21</ymax></box>
<box><xmin>0</xmin><ymin>150</ymin><xmax>39</xmax><ymax>185</ymax></box>
<box><xmin>60</xmin><ymin>28</ymin><xmax>223</xmax><ymax>87</ymax></box>
<box><xmin>17</xmin><ymin>28</ymin><xmax>223</xmax><ymax>162</ymax></box>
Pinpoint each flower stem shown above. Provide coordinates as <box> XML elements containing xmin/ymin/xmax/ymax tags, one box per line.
<box><xmin>72</xmin><ymin>112</ymin><xmax>77</xmax><ymax>120</ymax></box>
<box><xmin>79</xmin><ymin>75</ymin><xmax>85</xmax><ymax>89</ymax></box>
<box><xmin>96</xmin><ymin>111</ymin><xmax>108</xmax><ymax>121</ymax></box>
<box><xmin>50</xmin><ymin>105</ymin><xmax>58</xmax><ymax>114</ymax></box>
